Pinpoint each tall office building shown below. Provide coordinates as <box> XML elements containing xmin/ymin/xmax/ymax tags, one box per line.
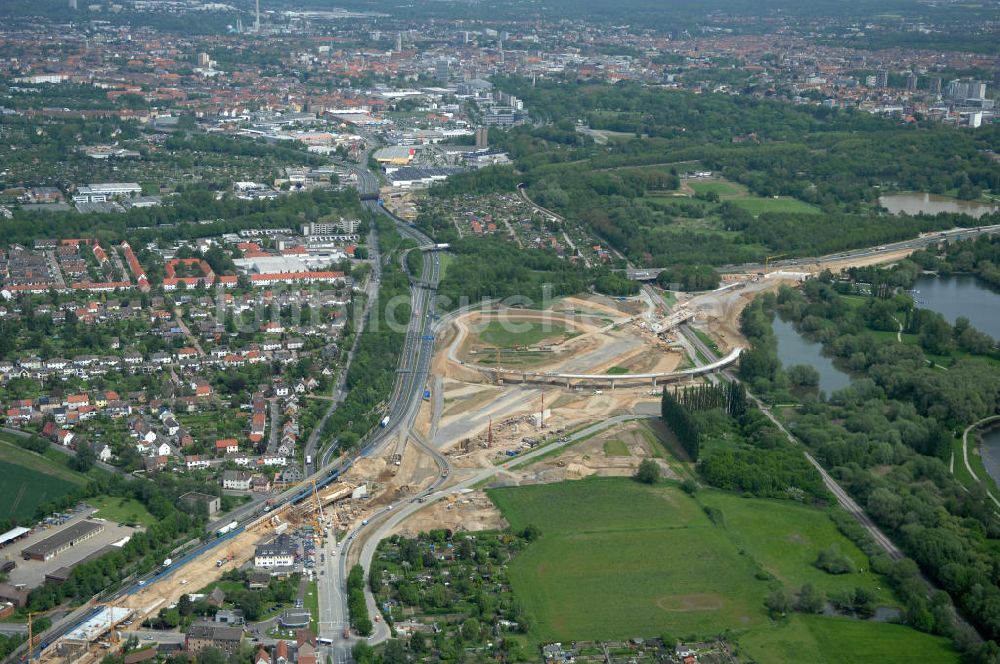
<box><xmin>905</xmin><ymin>73</ymin><xmax>918</xmax><ymax>92</ymax></box>
<box><xmin>875</xmin><ymin>69</ymin><xmax>888</xmax><ymax>88</ymax></box>
<box><xmin>435</xmin><ymin>59</ymin><xmax>450</xmax><ymax>82</ymax></box>
<box><xmin>971</xmin><ymin>81</ymin><xmax>987</xmax><ymax>99</ymax></box>
<box><xmin>929</xmin><ymin>77</ymin><xmax>942</xmax><ymax>95</ymax></box>
<box><xmin>395</xmin><ymin>32</ymin><xmax>402</xmax><ymax>52</ymax></box>
<box><xmin>475</xmin><ymin>127</ymin><xmax>489</xmax><ymax>150</ymax></box>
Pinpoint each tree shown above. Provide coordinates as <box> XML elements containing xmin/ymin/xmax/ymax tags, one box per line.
<box><xmin>815</xmin><ymin>546</ymin><xmax>855</xmax><ymax>575</ymax></box>
<box><xmin>196</xmin><ymin>648</ymin><xmax>226</xmax><ymax>664</ymax></box>
<box><xmin>635</xmin><ymin>459</ymin><xmax>661</xmax><ymax>484</ymax></box>
<box><xmin>520</xmin><ymin>524</ymin><xmax>542</xmax><ymax>541</ymax></box>
<box><xmin>70</xmin><ymin>442</ymin><xmax>96</xmax><ymax>472</ymax></box>
<box><xmin>178</xmin><ymin>593</ymin><xmax>193</xmax><ymax>616</ymax></box>
<box><xmin>796</xmin><ymin>583</ymin><xmax>824</xmax><ymax>614</ymax></box>
<box><xmin>236</xmin><ymin>591</ymin><xmax>262</xmax><ymax>621</ymax></box>
<box><xmin>765</xmin><ymin>589</ymin><xmax>791</xmax><ymax>618</ymax></box>
<box><xmin>787</xmin><ymin>364</ymin><xmax>820</xmax><ymax>389</ymax></box>
<box><xmin>461</xmin><ymin>617</ymin><xmax>481</xmax><ymax>643</ymax></box>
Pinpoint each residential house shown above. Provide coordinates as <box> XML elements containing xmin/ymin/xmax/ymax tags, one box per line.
<box><xmin>222</xmin><ymin>470</ymin><xmax>252</xmax><ymax>491</ymax></box>
<box><xmin>185</xmin><ymin>622</ymin><xmax>243</xmax><ymax>655</ymax></box>
<box><xmin>215</xmin><ymin>439</ymin><xmax>239</xmax><ymax>456</ymax></box>
<box><xmin>254</xmin><ymin>534</ymin><xmax>295</xmax><ymax>568</ymax></box>
<box><xmin>185</xmin><ymin>455</ymin><xmax>210</xmax><ymax>470</ymax></box>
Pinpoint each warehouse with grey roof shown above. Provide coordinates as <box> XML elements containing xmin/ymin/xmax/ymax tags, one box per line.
<box><xmin>21</xmin><ymin>521</ymin><xmax>104</xmax><ymax>562</ymax></box>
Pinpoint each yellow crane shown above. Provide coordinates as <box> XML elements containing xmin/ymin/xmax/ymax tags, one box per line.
<box><xmin>764</xmin><ymin>254</ymin><xmax>786</xmax><ymax>273</ymax></box>
<box><xmin>310</xmin><ymin>479</ymin><xmax>325</xmax><ymax>544</ymax></box>
<box><xmin>26</xmin><ymin>612</ymin><xmax>36</xmax><ymax>663</ymax></box>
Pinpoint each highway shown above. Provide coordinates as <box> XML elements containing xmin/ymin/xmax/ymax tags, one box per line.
<box><xmin>627</xmin><ymin>223</ymin><xmax>1000</xmax><ymax>280</ymax></box>
<box><xmin>6</xmin><ymin>148</ymin><xmax>444</xmax><ymax>664</ymax></box>
<box><xmin>304</xmin><ymin>223</ymin><xmax>382</xmax><ymax>475</ymax></box>
<box><xmin>311</xmin><ymin>155</ymin><xmax>445</xmax><ymax>663</ymax></box>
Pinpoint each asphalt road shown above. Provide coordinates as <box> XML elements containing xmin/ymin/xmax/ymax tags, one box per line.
<box><xmin>628</xmin><ymin>223</ymin><xmax>1000</xmax><ymax>279</ymax></box>
<box><xmin>312</xmin><ymin>150</ymin><xmax>444</xmax><ymax>663</ymax></box>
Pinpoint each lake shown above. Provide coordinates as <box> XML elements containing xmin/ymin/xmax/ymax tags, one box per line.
<box><xmin>772</xmin><ymin>316</ymin><xmax>853</xmax><ymax>395</ymax></box>
<box><xmin>977</xmin><ymin>426</ymin><xmax>1000</xmax><ymax>492</ymax></box>
<box><xmin>913</xmin><ymin>274</ymin><xmax>1000</xmax><ymax>340</ymax></box>
<box><xmin>879</xmin><ymin>193</ymin><xmax>999</xmax><ymax>219</ymax></box>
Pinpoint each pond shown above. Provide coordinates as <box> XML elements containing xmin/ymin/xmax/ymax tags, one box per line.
<box><xmin>912</xmin><ymin>274</ymin><xmax>1000</xmax><ymax>340</ymax></box>
<box><xmin>772</xmin><ymin>316</ymin><xmax>853</xmax><ymax>395</ymax></box>
<box><xmin>879</xmin><ymin>193</ymin><xmax>999</xmax><ymax>219</ymax></box>
<box><xmin>977</xmin><ymin>426</ymin><xmax>1000</xmax><ymax>493</ymax></box>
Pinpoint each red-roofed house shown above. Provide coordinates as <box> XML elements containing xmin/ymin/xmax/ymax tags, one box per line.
<box><xmin>215</xmin><ymin>439</ymin><xmax>239</xmax><ymax>455</ymax></box>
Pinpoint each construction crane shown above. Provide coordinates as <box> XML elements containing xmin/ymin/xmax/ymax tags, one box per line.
<box><xmin>764</xmin><ymin>254</ymin><xmax>786</xmax><ymax>273</ymax></box>
<box><xmin>26</xmin><ymin>612</ymin><xmax>36</xmax><ymax>663</ymax></box>
<box><xmin>310</xmin><ymin>479</ymin><xmax>325</xmax><ymax>543</ymax></box>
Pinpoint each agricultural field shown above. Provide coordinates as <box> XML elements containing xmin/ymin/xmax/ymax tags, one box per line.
<box><xmin>0</xmin><ymin>438</ymin><xmax>87</xmax><ymax>522</ymax></box>
<box><xmin>88</xmin><ymin>495</ymin><xmax>157</xmax><ymax>528</ymax></box>
<box><xmin>738</xmin><ymin>614</ymin><xmax>959</xmax><ymax>664</ymax></box>
<box><xmin>0</xmin><ymin>461</ymin><xmax>81</xmax><ymax>522</ymax></box>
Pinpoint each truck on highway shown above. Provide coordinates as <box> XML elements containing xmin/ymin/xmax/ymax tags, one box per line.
<box><xmin>162</xmin><ymin>558</ymin><xmax>173</xmax><ymax>567</ymax></box>
<box><xmin>380</xmin><ymin>415</ymin><xmax>390</xmax><ymax>427</ymax></box>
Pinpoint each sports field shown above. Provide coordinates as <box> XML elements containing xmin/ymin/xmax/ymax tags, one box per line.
<box><xmin>488</xmin><ymin>478</ymin><xmax>770</xmax><ymax>641</ymax></box>
<box><xmin>739</xmin><ymin>614</ymin><xmax>958</xmax><ymax>664</ymax></box>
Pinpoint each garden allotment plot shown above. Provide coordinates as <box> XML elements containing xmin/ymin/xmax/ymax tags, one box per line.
<box><xmin>488</xmin><ymin>478</ymin><xmax>769</xmax><ymax>641</ymax></box>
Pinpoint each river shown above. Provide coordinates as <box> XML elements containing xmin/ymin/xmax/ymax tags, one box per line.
<box><xmin>912</xmin><ymin>274</ymin><xmax>1000</xmax><ymax>340</ymax></box>
<box><xmin>879</xmin><ymin>193</ymin><xmax>999</xmax><ymax>219</ymax></box>
<box><xmin>772</xmin><ymin>317</ymin><xmax>853</xmax><ymax>395</ymax></box>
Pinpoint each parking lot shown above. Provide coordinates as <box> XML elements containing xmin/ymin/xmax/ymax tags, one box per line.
<box><xmin>4</xmin><ymin>509</ymin><xmax>141</xmax><ymax>590</ymax></box>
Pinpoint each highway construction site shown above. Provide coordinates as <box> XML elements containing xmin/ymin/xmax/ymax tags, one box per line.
<box><xmin>29</xmin><ymin>279</ymin><xmax>801</xmax><ymax>664</ymax></box>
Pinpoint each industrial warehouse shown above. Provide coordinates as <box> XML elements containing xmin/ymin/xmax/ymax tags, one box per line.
<box><xmin>21</xmin><ymin>521</ymin><xmax>104</xmax><ymax>562</ymax></box>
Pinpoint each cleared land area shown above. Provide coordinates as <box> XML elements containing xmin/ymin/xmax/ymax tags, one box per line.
<box><xmin>488</xmin><ymin>478</ymin><xmax>769</xmax><ymax>641</ymax></box>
